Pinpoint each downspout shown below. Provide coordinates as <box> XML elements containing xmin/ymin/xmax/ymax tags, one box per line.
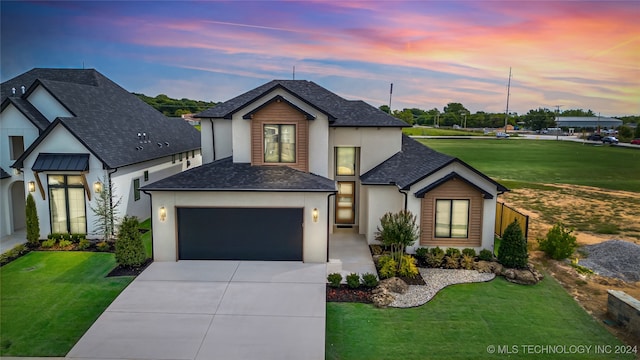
<box><xmin>210</xmin><ymin>119</ymin><xmax>216</xmax><ymax>160</ymax></box>
<box><xmin>107</xmin><ymin>166</ymin><xmax>118</xmax><ymax>238</ymax></box>
<box><xmin>326</xmin><ymin>192</ymin><xmax>335</xmax><ymax>262</ymax></box>
<box><xmin>398</xmin><ymin>185</ymin><xmax>408</xmax><ymax>211</ymax></box>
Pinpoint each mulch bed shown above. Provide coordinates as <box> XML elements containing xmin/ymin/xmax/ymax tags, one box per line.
<box><xmin>326</xmin><ymin>285</ymin><xmax>373</xmax><ymax>303</ymax></box>
<box><xmin>107</xmin><ymin>258</ymin><xmax>153</xmax><ymax>277</ymax></box>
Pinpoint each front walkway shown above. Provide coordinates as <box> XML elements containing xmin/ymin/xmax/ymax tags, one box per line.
<box><xmin>0</xmin><ymin>229</ymin><xmax>26</xmax><ymax>254</ymax></box>
<box><xmin>67</xmin><ymin>261</ymin><xmax>327</xmax><ymax>360</ymax></box>
<box><xmin>327</xmin><ymin>231</ymin><xmax>377</xmax><ymax>278</ymax></box>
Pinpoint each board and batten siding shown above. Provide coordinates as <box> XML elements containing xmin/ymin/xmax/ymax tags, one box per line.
<box><xmin>250</xmin><ymin>100</ymin><xmax>309</xmax><ymax>172</ymax></box>
<box><xmin>420</xmin><ymin>177</ymin><xmax>484</xmax><ymax>247</ymax></box>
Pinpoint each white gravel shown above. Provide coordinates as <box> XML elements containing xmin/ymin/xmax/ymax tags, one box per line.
<box><xmin>579</xmin><ymin>240</ymin><xmax>640</xmax><ymax>283</ymax></box>
<box><xmin>389</xmin><ymin>268</ymin><xmax>495</xmax><ymax>308</ymax></box>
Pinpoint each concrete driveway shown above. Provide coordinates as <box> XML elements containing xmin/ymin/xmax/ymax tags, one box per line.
<box><xmin>67</xmin><ymin>261</ymin><xmax>326</xmax><ymax>360</ymax></box>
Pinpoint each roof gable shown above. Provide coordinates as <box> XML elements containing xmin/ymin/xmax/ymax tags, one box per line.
<box><xmin>242</xmin><ymin>95</ymin><xmax>316</xmax><ymax>120</ymax></box>
<box><xmin>1</xmin><ymin>98</ymin><xmax>49</xmax><ymax>132</ymax></box>
<box><xmin>414</xmin><ymin>172</ymin><xmax>493</xmax><ymax>199</ymax></box>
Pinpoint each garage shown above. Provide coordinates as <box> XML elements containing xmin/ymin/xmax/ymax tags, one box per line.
<box><xmin>177</xmin><ymin>207</ymin><xmax>304</xmax><ymax>261</ymax></box>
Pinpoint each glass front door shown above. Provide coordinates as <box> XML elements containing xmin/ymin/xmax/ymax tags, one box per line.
<box><xmin>336</xmin><ymin>181</ymin><xmax>355</xmax><ymax>224</ymax></box>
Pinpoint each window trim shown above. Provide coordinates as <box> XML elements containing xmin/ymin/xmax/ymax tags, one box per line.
<box><xmin>434</xmin><ymin>199</ymin><xmax>470</xmax><ymax>238</ymax></box>
<box><xmin>263</xmin><ymin>123</ymin><xmax>296</xmax><ymax>164</ymax></box>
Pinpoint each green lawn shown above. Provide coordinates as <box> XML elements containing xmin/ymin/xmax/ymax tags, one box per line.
<box><xmin>403</xmin><ymin>127</ymin><xmax>485</xmax><ymax>137</ymax></box>
<box><xmin>326</xmin><ymin>276</ymin><xmax>633</xmax><ymax>360</ymax></box>
<box><xmin>0</xmin><ymin>252</ymin><xmax>133</xmax><ymax>356</ymax></box>
<box><xmin>419</xmin><ymin>139</ymin><xmax>640</xmax><ymax>192</ymax></box>
<box><xmin>139</xmin><ymin>217</ymin><xmax>152</xmax><ymax>258</ymax></box>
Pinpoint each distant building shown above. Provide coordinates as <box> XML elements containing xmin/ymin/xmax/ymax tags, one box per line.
<box><xmin>555</xmin><ymin>116</ymin><xmax>623</xmax><ymax>129</ymax></box>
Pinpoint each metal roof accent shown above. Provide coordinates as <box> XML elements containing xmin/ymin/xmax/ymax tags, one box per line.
<box><xmin>32</xmin><ymin>153</ymin><xmax>89</xmax><ymax>172</ymax></box>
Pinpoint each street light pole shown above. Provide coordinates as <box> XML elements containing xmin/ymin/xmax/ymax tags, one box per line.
<box><xmin>504</xmin><ymin>67</ymin><xmax>512</xmax><ymax>134</ymax></box>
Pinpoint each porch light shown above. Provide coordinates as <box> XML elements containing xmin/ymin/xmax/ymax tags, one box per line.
<box><xmin>28</xmin><ymin>181</ymin><xmax>35</xmax><ymax>193</ymax></box>
<box><xmin>312</xmin><ymin>208</ymin><xmax>319</xmax><ymax>223</ymax></box>
<box><xmin>93</xmin><ymin>181</ymin><xmax>102</xmax><ymax>193</ymax></box>
<box><xmin>159</xmin><ymin>206</ymin><xmax>167</xmax><ymax>222</ymax></box>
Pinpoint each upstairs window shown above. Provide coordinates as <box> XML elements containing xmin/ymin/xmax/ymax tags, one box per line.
<box><xmin>264</xmin><ymin>124</ymin><xmax>296</xmax><ymax>163</ymax></box>
<box><xmin>435</xmin><ymin>199</ymin><xmax>469</xmax><ymax>238</ymax></box>
<box><xmin>9</xmin><ymin>136</ymin><xmax>24</xmax><ymax>160</ymax></box>
<box><xmin>335</xmin><ymin>147</ymin><xmax>356</xmax><ymax>176</ymax></box>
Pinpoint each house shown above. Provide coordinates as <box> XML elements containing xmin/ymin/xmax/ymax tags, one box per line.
<box><xmin>143</xmin><ymin>80</ymin><xmax>507</xmax><ymax>263</ymax></box>
<box><xmin>1</xmin><ymin>68</ymin><xmax>201</xmax><ymax>240</ymax></box>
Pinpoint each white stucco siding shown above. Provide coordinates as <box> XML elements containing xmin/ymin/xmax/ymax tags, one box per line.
<box><xmin>200</xmin><ymin>119</ymin><xmax>233</xmax><ymax>164</ymax></box>
<box><xmin>329</xmin><ymin>127</ymin><xmax>402</xmax><ymax>176</ymax></box>
<box><xmin>231</xmin><ymin>112</ymin><xmax>251</xmax><ymax>163</ymax></box>
<box><xmin>27</xmin><ymin>86</ymin><xmax>73</xmax><ymax>121</ymax></box>
<box><xmin>1</xmin><ymin>104</ymin><xmax>41</xmax><ymax>171</ymax></box>
<box><xmin>150</xmin><ymin>191</ymin><xmax>330</xmax><ymax>263</ymax></box>
<box><xmin>362</xmin><ymin>185</ymin><xmax>404</xmax><ymax>244</ymax></box>
<box><xmin>307</xmin><ymin>114</ymin><xmax>329</xmax><ymax>177</ymax></box>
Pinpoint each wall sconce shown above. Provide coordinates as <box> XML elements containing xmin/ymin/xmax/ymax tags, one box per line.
<box><xmin>159</xmin><ymin>206</ymin><xmax>167</xmax><ymax>222</ymax></box>
<box><xmin>28</xmin><ymin>181</ymin><xmax>35</xmax><ymax>193</ymax></box>
<box><xmin>93</xmin><ymin>181</ymin><xmax>102</xmax><ymax>193</ymax></box>
<box><xmin>312</xmin><ymin>208</ymin><xmax>319</xmax><ymax>223</ymax></box>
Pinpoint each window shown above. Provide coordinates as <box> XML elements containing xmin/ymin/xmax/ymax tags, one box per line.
<box><xmin>179</xmin><ymin>152</ymin><xmax>183</xmax><ymax>161</ymax></box>
<box><xmin>435</xmin><ymin>199</ymin><xmax>469</xmax><ymax>238</ymax></box>
<box><xmin>191</xmin><ymin>150</ymin><xmax>195</xmax><ymax>158</ymax></box>
<box><xmin>133</xmin><ymin>179</ymin><xmax>140</xmax><ymax>201</ymax></box>
<box><xmin>9</xmin><ymin>136</ymin><xmax>24</xmax><ymax>160</ymax></box>
<box><xmin>335</xmin><ymin>147</ymin><xmax>356</xmax><ymax>176</ymax></box>
<box><xmin>48</xmin><ymin>175</ymin><xmax>86</xmax><ymax>234</ymax></box>
<box><xmin>264</xmin><ymin>124</ymin><xmax>295</xmax><ymax>163</ymax></box>
<box><xmin>144</xmin><ymin>171</ymin><xmax>149</xmax><ymax>182</ymax></box>
<box><xmin>172</xmin><ymin>154</ymin><xmax>176</xmax><ymax>164</ymax></box>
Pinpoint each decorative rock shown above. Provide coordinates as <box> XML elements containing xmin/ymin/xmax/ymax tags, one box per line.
<box><xmin>503</xmin><ymin>265</ymin><xmax>544</xmax><ymax>285</ymax></box>
<box><xmin>475</xmin><ymin>260</ymin><xmax>503</xmax><ymax>275</ymax></box>
<box><xmin>371</xmin><ymin>287</ymin><xmax>395</xmax><ymax>308</ymax></box>
<box><xmin>379</xmin><ymin>277</ymin><xmax>409</xmax><ymax>294</ymax></box>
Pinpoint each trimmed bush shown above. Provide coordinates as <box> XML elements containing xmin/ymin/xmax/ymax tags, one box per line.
<box><xmin>479</xmin><ymin>249</ymin><xmax>493</xmax><ymax>261</ymax></box>
<box><xmin>444</xmin><ymin>252</ymin><xmax>460</xmax><ymax>269</ymax></box>
<box><xmin>397</xmin><ymin>255</ymin><xmax>419</xmax><ymax>277</ymax></box>
<box><xmin>462</xmin><ymin>248</ymin><xmax>476</xmax><ymax>258</ymax></box>
<box><xmin>96</xmin><ymin>241</ymin><xmax>110</xmax><ymax>252</ymax></box>
<box><xmin>41</xmin><ymin>238</ymin><xmax>56</xmax><ymax>248</ymax></box>
<box><xmin>362</xmin><ymin>273</ymin><xmax>379</xmax><ymax>288</ymax></box>
<box><xmin>445</xmin><ymin>247</ymin><xmax>461</xmax><ymax>258</ymax></box>
<box><xmin>327</xmin><ymin>273</ymin><xmax>342</xmax><ymax>287</ymax></box>
<box><xmin>115</xmin><ymin>216</ymin><xmax>147</xmax><ymax>267</ymax></box>
<box><xmin>538</xmin><ymin>222</ymin><xmax>577</xmax><ymax>260</ymax></box>
<box><xmin>378</xmin><ymin>255</ymin><xmax>398</xmax><ymax>279</ymax></box>
<box><xmin>58</xmin><ymin>239</ymin><xmax>73</xmax><ymax>248</ymax></box>
<box><xmin>461</xmin><ymin>254</ymin><xmax>475</xmax><ymax>270</ymax></box>
<box><xmin>346</xmin><ymin>273</ymin><xmax>361</xmax><ymax>289</ymax></box>
<box><xmin>498</xmin><ymin>220</ymin><xmax>528</xmax><ymax>269</ymax></box>
<box><xmin>25</xmin><ymin>194</ymin><xmax>40</xmax><ymax>247</ymax></box>
<box><xmin>426</xmin><ymin>246</ymin><xmax>445</xmax><ymax>268</ymax></box>
<box><xmin>77</xmin><ymin>238</ymin><xmax>91</xmax><ymax>250</ymax></box>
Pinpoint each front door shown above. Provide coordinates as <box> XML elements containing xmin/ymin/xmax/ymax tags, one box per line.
<box><xmin>336</xmin><ymin>181</ymin><xmax>355</xmax><ymax>224</ymax></box>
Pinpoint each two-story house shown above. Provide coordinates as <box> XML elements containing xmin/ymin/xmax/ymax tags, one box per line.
<box><xmin>1</xmin><ymin>68</ymin><xmax>201</xmax><ymax>240</ymax></box>
<box><xmin>143</xmin><ymin>80</ymin><xmax>507</xmax><ymax>263</ymax></box>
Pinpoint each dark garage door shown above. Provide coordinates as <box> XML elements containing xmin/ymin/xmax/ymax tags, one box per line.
<box><xmin>177</xmin><ymin>207</ymin><xmax>303</xmax><ymax>261</ymax></box>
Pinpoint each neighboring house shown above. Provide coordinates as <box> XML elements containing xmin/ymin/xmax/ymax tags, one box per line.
<box><xmin>1</xmin><ymin>68</ymin><xmax>201</xmax><ymax>240</ymax></box>
<box><xmin>143</xmin><ymin>80</ymin><xmax>507</xmax><ymax>263</ymax></box>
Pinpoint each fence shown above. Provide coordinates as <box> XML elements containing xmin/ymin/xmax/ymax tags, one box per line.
<box><xmin>495</xmin><ymin>202</ymin><xmax>529</xmax><ymax>240</ymax></box>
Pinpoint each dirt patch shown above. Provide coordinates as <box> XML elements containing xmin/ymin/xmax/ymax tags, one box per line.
<box><xmin>501</xmin><ymin>184</ymin><xmax>640</xmax><ymax>348</ymax></box>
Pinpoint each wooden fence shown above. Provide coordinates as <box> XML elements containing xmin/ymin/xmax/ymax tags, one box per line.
<box><xmin>495</xmin><ymin>202</ymin><xmax>529</xmax><ymax>240</ymax></box>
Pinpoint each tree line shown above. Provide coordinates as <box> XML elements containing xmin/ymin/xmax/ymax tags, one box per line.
<box><xmin>134</xmin><ymin>93</ymin><xmax>217</xmax><ymax>117</ymax></box>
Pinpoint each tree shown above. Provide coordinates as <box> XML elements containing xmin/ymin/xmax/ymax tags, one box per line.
<box><xmin>538</xmin><ymin>222</ymin><xmax>577</xmax><ymax>260</ymax></box>
<box><xmin>392</xmin><ymin>108</ymin><xmax>414</xmax><ymax>125</ymax></box>
<box><xmin>375</xmin><ymin>210</ymin><xmax>419</xmax><ymax>270</ymax></box>
<box><xmin>497</xmin><ymin>220</ymin><xmax>528</xmax><ymax>269</ymax></box>
<box><xmin>25</xmin><ymin>193</ymin><xmax>40</xmax><ymax>247</ymax></box>
<box><xmin>379</xmin><ymin>105</ymin><xmax>391</xmax><ymax>114</ymax></box>
<box><xmin>522</xmin><ymin>108</ymin><xmax>556</xmax><ymax>131</ymax></box>
<box><xmin>115</xmin><ymin>216</ymin><xmax>147</xmax><ymax>267</ymax></box>
<box><xmin>90</xmin><ymin>176</ymin><xmax>122</xmax><ymax>242</ymax></box>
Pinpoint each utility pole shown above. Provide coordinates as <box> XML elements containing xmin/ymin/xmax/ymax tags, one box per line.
<box><xmin>504</xmin><ymin>67</ymin><xmax>512</xmax><ymax>133</ymax></box>
<box><xmin>388</xmin><ymin>83</ymin><xmax>393</xmax><ymax>111</ymax></box>
<box><xmin>554</xmin><ymin>105</ymin><xmax>563</xmax><ymax>140</ymax></box>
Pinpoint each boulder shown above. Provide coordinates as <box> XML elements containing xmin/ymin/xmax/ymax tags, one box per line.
<box><xmin>475</xmin><ymin>260</ymin><xmax>504</xmax><ymax>275</ymax></box>
<box><xmin>379</xmin><ymin>277</ymin><xmax>409</xmax><ymax>294</ymax></box>
<box><xmin>503</xmin><ymin>265</ymin><xmax>544</xmax><ymax>285</ymax></box>
<box><xmin>371</xmin><ymin>287</ymin><xmax>395</xmax><ymax>308</ymax></box>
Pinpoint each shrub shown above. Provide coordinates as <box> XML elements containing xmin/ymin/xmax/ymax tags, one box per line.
<box><xmin>445</xmin><ymin>247</ymin><xmax>461</xmax><ymax>258</ymax></box>
<box><xmin>58</xmin><ymin>239</ymin><xmax>73</xmax><ymax>248</ymax></box>
<box><xmin>41</xmin><ymin>238</ymin><xmax>56</xmax><ymax>248</ymax></box>
<box><xmin>25</xmin><ymin>194</ymin><xmax>40</xmax><ymax>247</ymax></box>
<box><xmin>375</xmin><ymin>210</ymin><xmax>419</xmax><ymax>272</ymax></box>
<box><xmin>415</xmin><ymin>247</ymin><xmax>429</xmax><ymax>260</ymax></box>
<box><xmin>362</xmin><ymin>273</ymin><xmax>379</xmax><ymax>288</ymax></box>
<box><xmin>346</xmin><ymin>273</ymin><xmax>361</xmax><ymax>289</ymax></box>
<box><xmin>478</xmin><ymin>249</ymin><xmax>493</xmax><ymax>261</ymax></box>
<box><xmin>327</xmin><ymin>273</ymin><xmax>342</xmax><ymax>287</ymax></box>
<box><xmin>397</xmin><ymin>255</ymin><xmax>419</xmax><ymax>277</ymax></box>
<box><xmin>444</xmin><ymin>252</ymin><xmax>460</xmax><ymax>269</ymax></box>
<box><xmin>77</xmin><ymin>238</ymin><xmax>91</xmax><ymax>250</ymax></box>
<box><xmin>70</xmin><ymin>233</ymin><xmax>86</xmax><ymax>243</ymax></box>
<box><xmin>538</xmin><ymin>222</ymin><xmax>577</xmax><ymax>260</ymax></box>
<box><xmin>370</xmin><ymin>245</ymin><xmax>383</xmax><ymax>255</ymax></box>
<box><xmin>378</xmin><ymin>255</ymin><xmax>398</xmax><ymax>279</ymax></box>
<box><xmin>96</xmin><ymin>241</ymin><xmax>111</xmax><ymax>252</ymax></box>
<box><xmin>115</xmin><ymin>216</ymin><xmax>147</xmax><ymax>267</ymax></box>
<box><xmin>498</xmin><ymin>220</ymin><xmax>529</xmax><ymax>269</ymax></box>
<box><xmin>461</xmin><ymin>254</ymin><xmax>475</xmax><ymax>270</ymax></box>
<box><xmin>426</xmin><ymin>246</ymin><xmax>445</xmax><ymax>268</ymax></box>
<box><xmin>0</xmin><ymin>244</ymin><xmax>29</xmax><ymax>266</ymax></box>
<box><xmin>462</xmin><ymin>248</ymin><xmax>476</xmax><ymax>258</ymax></box>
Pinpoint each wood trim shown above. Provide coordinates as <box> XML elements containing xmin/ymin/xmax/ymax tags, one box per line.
<box><xmin>80</xmin><ymin>172</ymin><xmax>91</xmax><ymax>201</ymax></box>
<box><xmin>33</xmin><ymin>171</ymin><xmax>45</xmax><ymax>200</ymax></box>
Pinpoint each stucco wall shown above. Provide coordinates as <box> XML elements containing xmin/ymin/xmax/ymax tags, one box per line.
<box><xmin>363</xmin><ymin>185</ymin><xmax>404</xmax><ymax>243</ymax></box>
<box><xmin>200</xmin><ymin>119</ymin><xmax>232</xmax><ymax>164</ymax></box>
<box><xmin>27</xmin><ymin>86</ymin><xmax>73</xmax><ymax>122</ymax></box>
<box><xmin>329</xmin><ymin>127</ymin><xmax>402</xmax><ymax>175</ymax></box>
<box><xmin>150</xmin><ymin>191</ymin><xmax>330</xmax><ymax>263</ymax></box>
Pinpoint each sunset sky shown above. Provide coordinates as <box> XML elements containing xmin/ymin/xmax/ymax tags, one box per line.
<box><xmin>1</xmin><ymin>1</ymin><xmax>638</xmax><ymax>116</ymax></box>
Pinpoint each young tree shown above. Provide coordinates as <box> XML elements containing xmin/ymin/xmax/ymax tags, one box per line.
<box><xmin>375</xmin><ymin>210</ymin><xmax>419</xmax><ymax>271</ymax></box>
<box><xmin>25</xmin><ymin>193</ymin><xmax>40</xmax><ymax>247</ymax></box>
<box><xmin>90</xmin><ymin>176</ymin><xmax>121</xmax><ymax>242</ymax></box>
<box><xmin>115</xmin><ymin>216</ymin><xmax>146</xmax><ymax>267</ymax></box>
<box><xmin>497</xmin><ymin>220</ymin><xmax>528</xmax><ymax>269</ymax></box>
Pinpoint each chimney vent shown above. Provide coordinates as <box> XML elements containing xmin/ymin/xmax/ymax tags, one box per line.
<box><xmin>20</xmin><ymin>85</ymin><xmax>25</xmax><ymax>94</ymax></box>
<box><xmin>11</xmin><ymin>87</ymin><xmax>16</xmax><ymax>95</ymax></box>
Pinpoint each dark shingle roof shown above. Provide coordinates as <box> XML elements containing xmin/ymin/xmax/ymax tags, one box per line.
<box><xmin>0</xmin><ymin>167</ymin><xmax>10</xmax><ymax>179</ymax></box>
<box><xmin>32</xmin><ymin>153</ymin><xmax>90</xmax><ymax>172</ymax></box>
<box><xmin>142</xmin><ymin>157</ymin><xmax>336</xmax><ymax>192</ymax></box>
<box><xmin>5</xmin><ymin>68</ymin><xmax>200</xmax><ymax>169</ymax></box>
<box><xmin>195</xmin><ymin>80</ymin><xmax>408</xmax><ymax>128</ymax></box>
<box><xmin>361</xmin><ymin>135</ymin><xmax>508</xmax><ymax>193</ymax></box>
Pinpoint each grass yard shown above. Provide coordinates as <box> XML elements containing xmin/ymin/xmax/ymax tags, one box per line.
<box><xmin>419</xmin><ymin>139</ymin><xmax>640</xmax><ymax>193</ymax></box>
<box><xmin>326</xmin><ymin>276</ymin><xmax>634</xmax><ymax>360</ymax></box>
<box><xmin>403</xmin><ymin>127</ymin><xmax>485</xmax><ymax>137</ymax></box>
<box><xmin>0</xmin><ymin>252</ymin><xmax>133</xmax><ymax>356</ymax></box>
<box><xmin>139</xmin><ymin>217</ymin><xmax>153</xmax><ymax>258</ymax></box>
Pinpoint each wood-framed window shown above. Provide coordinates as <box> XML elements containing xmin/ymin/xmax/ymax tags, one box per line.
<box><xmin>435</xmin><ymin>199</ymin><xmax>469</xmax><ymax>238</ymax></box>
<box><xmin>335</xmin><ymin>147</ymin><xmax>356</xmax><ymax>176</ymax></box>
<box><xmin>264</xmin><ymin>124</ymin><xmax>296</xmax><ymax>163</ymax></box>
<box><xmin>48</xmin><ymin>175</ymin><xmax>86</xmax><ymax>234</ymax></box>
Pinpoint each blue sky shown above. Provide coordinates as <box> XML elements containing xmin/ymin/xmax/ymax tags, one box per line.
<box><xmin>1</xmin><ymin>1</ymin><xmax>638</xmax><ymax>116</ymax></box>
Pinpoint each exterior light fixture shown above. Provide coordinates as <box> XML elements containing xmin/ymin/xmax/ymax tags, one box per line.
<box><xmin>28</xmin><ymin>181</ymin><xmax>35</xmax><ymax>193</ymax></box>
<box><xmin>312</xmin><ymin>208</ymin><xmax>319</xmax><ymax>223</ymax></box>
<box><xmin>93</xmin><ymin>181</ymin><xmax>103</xmax><ymax>193</ymax></box>
<box><xmin>159</xmin><ymin>206</ymin><xmax>167</xmax><ymax>222</ymax></box>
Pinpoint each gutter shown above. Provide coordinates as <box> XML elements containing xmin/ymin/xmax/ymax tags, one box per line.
<box><xmin>397</xmin><ymin>185</ymin><xmax>408</xmax><ymax>211</ymax></box>
<box><xmin>210</xmin><ymin>119</ymin><xmax>216</xmax><ymax>160</ymax></box>
<box><xmin>326</xmin><ymin>192</ymin><xmax>335</xmax><ymax>262</ymax></box>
